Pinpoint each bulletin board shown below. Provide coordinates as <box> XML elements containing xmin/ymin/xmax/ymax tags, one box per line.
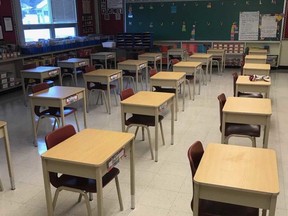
<box><xmin>125</xmin><ymin>0</ymin><xmax>284</xmax><ymax>41</ymax></box>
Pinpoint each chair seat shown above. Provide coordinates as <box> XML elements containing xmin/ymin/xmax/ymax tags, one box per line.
<box><xmin>198</xmin><ymin>199</ymin><xmax>259</xmax><ymax>216</ymax></box>
<box><xmin>186</xmin><ymin>75</ymin><xmax>195</xmax><ymax>80</ymax></box>
<box><xmin>126</xmin><ymin>114</ymin><xmax>164</xmax><ymax>127</ymax></box>
<box><xmin>224</xmin><ymin>123</ymin><xmax>261</xmax><ymax>137</ymax></box>
<box><xmin>238</xmin><ymin>92</ymin><xmax>263</xmax><ymax>98</ymax></box>
<box><xmin>51</xmin><ymin>167</ymin><xmax>120</xmax><ymax>192</ymax></box>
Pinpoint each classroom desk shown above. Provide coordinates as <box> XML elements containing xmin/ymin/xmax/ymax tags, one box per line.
<box><xmin>117</xmin><ymin>60</ymin><xmax>148</xmax><ymax>91</ymax></box>
<box><xmin>249</xmin><ymin>49</ymin><xmax>268</xmax><ymax>55</ymax></box>
<box><xmin>243</xmin><ymin>63</ymin><xmax>271</xmax><ymax>76</ymax></box>
<box><xmin>21</xmin><ymin>66</ymin><xmax>62</xmax><ymax>106</ymax></box>
<box><xmin>29</xmin><ymin>86</ymin><xmax>87</xmax><ymax>146</ymax></box>
<box><xmin>189</xmin><ymin>53</ymin><xmax>212</xmax><ymax>83</ymax></box>
<box><xmin>121</xmin><ymin>91</ymin><xmax>175</xmax><ymax>162</ymax></box>
<box><xmin>41</xmin><ymin>128</ymin><xmax>135</xmax><ymax>216</ymax></box>
<box><xmin>172</xmin><ymin>61</ymin><xmax>202</xmax><ymax>100</ymax></box>
<box><xmin>193</xmin><ymin>143</ymin><xmax>279</xmax><ymax>216</ymax></box>
<box><xmin>138</xmin><ymin>52</ymin><xmax>162</xmax><ymax>71</ymax></box>
<box><xmin>0</xmin><ymin>121</ymin><xmax>15</xmax><ymax>190</ymax></box>
<box><xmin>167</xmin><ymin>48</ymin><xmax>188</xmax><ymax>69</ymax></box>
<box><xmin>90</xmin><ymin>52</ymin><xmax>116</xmax><ymax>69</ymax></box>
<box><xmin>150</xmin><ymin>71</ymin><xmax>186</xmax><ymax>120</ymax></box>
<box><xmin>245</xmin><ymin>55</ymin><xmax>267</xmax><ymax>64</ymax></box>
<box><xmin>207</xmin><ymin>49</ymin><xmax>226</xmax><ymax>73</ymax></box>
<box><xmin>57</xmin><ymin>58</ymin><xmax>90</xmax><ymax>86</ymax></box>
<box><xmin>83</xmin><ymin>69</ymin><xmax>123</xmax><ymax>114</ymax></box>
<box><xmin>236</xmin><ymin>75</ymin><xmax>271</xmax><ymax>98</ymax></box>
<box><xmin>222</xmin><ymin>97</ymin><xmax>272</xmax><ymax>148</ymax></box>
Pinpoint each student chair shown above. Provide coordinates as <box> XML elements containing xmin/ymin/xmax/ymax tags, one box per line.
<box><xmin>232</xmin><ymin>72</ymin><xmax>263</xmax><ymax>98</ymax></box>
<box><xmin>84</xmin><ymin>65</ymin><xmax>118</xmax><ymax>113</ymax></box>
<box><xmin>45</xmin><ymin>125</ymin><xmax>123</xmax><ymax>215</ymax></box>
<box><xmin>120</xmin><ymin>88</ymin><xmax>166</xmax><ymax>160</ymax></box>
<box><xmin>187</xmin><ymin>141</ymin><xmax>259</xmax><ymax>215</ymax></box>
<box><xmin>31</xmin><ymin>83</ymin><xmax>80</xmax><ymax>139</ymax></box>
<box><xmin>217</xmin><ymin>93</ymin><xmax>261</xmax><ymax>147</ymax></box>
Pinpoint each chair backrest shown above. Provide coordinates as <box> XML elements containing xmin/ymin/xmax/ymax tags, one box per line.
<box><xmin>45</xmin><ymin>125</ymin><xmax>76</xmax><ymax>187</ymax></box>
<box><xmin>217</xmin><ymin>93</ymin><xmax>226</xmax><ymax>131</ymax></box>
<box><xmin>232</xmin><ymin>72</ymin><xmax>238</xmax><ymax>97</ymax></box>
<box><xmin>84</xmin><ymin>65</ymin><xmax>96</xmax><ymax>74</ymax></box>
<box><xmin>120</xmin><ymin>88</ymin><xmax>134</xmax><ymax>101</ymax></box>
<box><xmin>22</xmin><ymin>62</ymin><xmax>37</xmax><ymax>70</ymax></box>
<box><xmin>45</xmin><ymin>124</ymin><xmax>76</xmax><ymax>150</ymax></box>
<box><xmin>187</xmin><ymin>141</ymin><xmax>204</xmax><ymax>178</ymax></box>
<box><xmin>31</xmin><ymin>83</ymin><xmax>50</xmax><ymax>116</ymax></box>
<box><xmin>31</xmin><ymin>82</ymin><xmax>49</xmax><ymax>94</ymax></box>
<box><xmin>149</xmin><ymin>67</ymin><xmax>157</xmax><ymax>77</ymax></box>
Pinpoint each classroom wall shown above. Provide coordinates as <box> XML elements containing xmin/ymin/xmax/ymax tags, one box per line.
<box><xmin>0</xmin><ymin>0</ymin><xmax>17</xmax><ymax>44</ymax></box>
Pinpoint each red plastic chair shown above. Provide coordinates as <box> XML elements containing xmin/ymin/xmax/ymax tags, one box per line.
<box><xmin>120</xmin><ymin>88</ymin><xmax>166</xmax><ymax>160</ymax></box>
<box><xmin>45</xmin><ymin>125</ymin><xmax>123</xmax><ymax>215</ymax></box>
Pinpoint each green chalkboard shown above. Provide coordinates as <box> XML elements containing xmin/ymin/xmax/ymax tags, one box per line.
<box><xmin>125</xmin><ymin>0</ymin><xmax>284</xmax><ymax>41</ymax></box>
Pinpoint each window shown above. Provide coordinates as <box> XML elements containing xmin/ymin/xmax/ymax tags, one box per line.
<box><xmin>18</xmin><ymin>0</ymin><xmax>77</xmax><ymax>42</ymax></box>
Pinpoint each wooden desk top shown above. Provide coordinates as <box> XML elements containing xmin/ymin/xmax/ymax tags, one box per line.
<box><xmin>58</xmin><ymin>58</ymin><xmax>89</xmax><ymax>63</ymax></box>
<box><xmin>237</xmin><ymin>75</ymin><xmax>271</xmax><ymax>86</ymax></box>
<box><xmin>190</xmin><ymin>53</ymin><xmax>213</xmax><ymax>58</ymax></box>
<box><xmin>194</xmin><ymin>143</ymin><xmax>279</xmax><ymax>194</ymax></box>
<box><xmin>21</xmin><ymin>66</ymin><xmax>60</xmax><ymax>73</ymax></box>
<box><xmin>244</xmin><ymin>63</ymin><xmax>271</xmax><ymax>70</ymax></box>
<box><xmin>173</xmin><ymin>61</ymin><xmax>202</xmax><ymax>68</ymax></box>
<box><xmin>83</xmin><ymin>69</ymin><xmax>122</xmax><ymax>77</ymax></box>
<box><xmin>207</xmin><ymin>49</ymin><xmax>226</xmax><ymax>54</ymax></box>
<box><xmin>245</xmin><ymin>55</ymin><xmax>267</xmax><ymax>60</ymax></box>
<box><xmin>168</xmin><ymin>48</ymin><xmax>187</xmax><ymax>52</ymax></box>
<box><xmin>249</xmin><ymin>49</ymin><xmax>268</xmax><ymax>55</ymax></box>
<box><xmin>29</xmin><ymin>86</ymin><xmax>85</xmax><ymax>99</ymax></box>
<box><xmin>121</xmin><ymin>91</ymin><xmax>174</xmax><ymax>107</ymax></box>
<box><xmin>138</xmin><ymin>53</ymin><xmax>162</xmax><ymax>57</ymax></box>
<box><xmin>223</xmin><ymin>97</ymin><xmax>272</xmax><ymax>116</ymax></box>
<box><xmin>90</xmin><ymin>52</ymin><xmax>115</xmax><ymax>56</ymax></box>
<box><xmin>118</xmin><ymin>59</ymin><xmax>147</xmax><ymax>66</ymax></box>
<box><xmin>41</xmin><ymin>128</ymin><xmax>134</xmax><ymax>166</ymax></box>
<box><xmin>150</xmin><ymin>72</ymin><xmax>186</xmax><ymax>80</ymax></box>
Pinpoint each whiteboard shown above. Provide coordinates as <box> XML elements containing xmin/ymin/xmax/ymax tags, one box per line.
<box><xmin>239</xmin><ymin>11</ymin><xmax>260</xmax><ymax>41</ymax></box>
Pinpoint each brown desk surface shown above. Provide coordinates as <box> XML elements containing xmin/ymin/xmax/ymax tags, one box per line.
<box><xmin>121</xmin><ymin>91</ymin><xmax>174</xmax><ymax>107</ymax></box>
<box><xmin>174</xmin><ymin>61</ymin><xmax>202</xmax><ymax>67</ymax></box>
<box><xmin>237</xmin><ymin>75</ymin><xmax>271</xmax><ymax>86</ymax></box>
<box><xmin>29</xmin><ymin>86</ymin><xmax>85</xmax><ymax>99</ymax></box>
<box><xmin>223</xmin><ymin>97</ymin><xmax>272</xmax><ymax>116</ymax></box>
<box><xmin>150</xmin><ymin>71</ymin><xmax>186</xmax><ymax>80</ymax></box>
<box><xmin>245</xmin><ymin>55</ymin><xmax>267</xmax><ymax>60</ymax></box>
<box><xmin>243</xmin><ymin>63</ymin><xmax>271</xmax><ymax>70</ymax></box>
<box><xmin>118</xmin><ymin>59</ymin><xmax>147</xmax><ymax>65</ymax></box>
<box><xmin>42</xmin><ymin>128</ymin><xmax>134</xmax><ymax>165</ymax></box>
<box><xmin>83</xmin><ymin>69</ymin><xmax>122</xmax><ymax>77</ymax></box>
<box><xmin>194</xmin><ymin>143</ymin><xmax>279</xmax><ymax>194</ymax></box>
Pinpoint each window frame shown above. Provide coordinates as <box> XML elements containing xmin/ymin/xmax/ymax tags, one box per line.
<box><xmin>13</xmin><ymin>0</ymin><xmax>78</xmax><ymax>45</ymax></box>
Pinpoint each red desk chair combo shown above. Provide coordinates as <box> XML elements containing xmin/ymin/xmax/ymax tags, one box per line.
<box><xmin>217</xmin><ymin>93</ymin><xmax>261</xmax><ymax>147</ymax></box>
<box><xmin>84</xmin><ymin>65</ymin><xmax>118</xmax><ymax>113</ymax></box>
<box><xmin>44</xmin><ymin>124</ymin><xmax>123</xmax><ymax>215</ymax></box>
<box><xmin>31</xmin><ymin>83</ymin><xmax>80</xmax><ymax>139</ymax></box>
<box><xmin>120</xmin><ymin>88</ymin><xmax>165</xmax><ymax>160</ymax></box>
<box><xmin>187</xmin><ymin>141</ymin><xmax>259</xmax><ymax>216</ymax></box>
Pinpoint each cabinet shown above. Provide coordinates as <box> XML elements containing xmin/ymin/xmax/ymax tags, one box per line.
<box><xmin>116</xmin><ymin>33</ymin><xmax>153</xmax><ymax>50</ymax></box>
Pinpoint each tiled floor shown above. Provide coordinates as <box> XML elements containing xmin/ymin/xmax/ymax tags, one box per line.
<box><xmin>0</xmin><ymin>68</ymin><xmax>287</xmax><ymax>216</ymax></box>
